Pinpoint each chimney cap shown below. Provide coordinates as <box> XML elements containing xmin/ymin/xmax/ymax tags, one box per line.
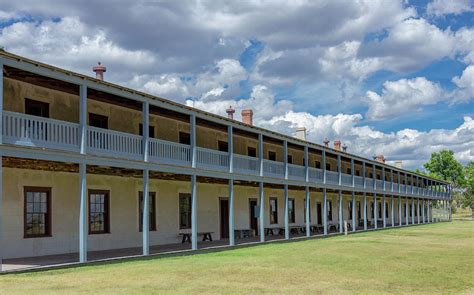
<box><xmin>323</xmin><ymin>138</ymin><xmax>330</xmax><ymax>147</ymax></box>
<box><xmin>226</xmin><ymin>106</ymin><xmax>235</xmax><ymax>119</ymax></box>
<box><xmin>93</xmin><ymin>61</ymin><xmax>106</xmax><ymax>72</ymax></box>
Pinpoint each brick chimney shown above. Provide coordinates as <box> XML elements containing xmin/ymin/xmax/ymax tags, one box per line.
<box><xmin>241</xmin><ymin>109</ymin><xmax>253</xmax><ymax>125</ymax></box>
<box><xmin>93</xmin><ymin>62</ymin><xmax>106</xmax><ymax>80</ymax></box>
<box><xmin>295</xmin><ymin>127</ymin><xmax>306</xmax><ymax>141</ymax></box>
<box><xmin>375</xmin><ymin>154</ymin><xmax>386</xmax><ymax>163</ymax></box>
<box><xmin>226</xmin><ymin>106</ymin><xmax>235</xmax><ymax>119</ymax></box>
<box><xmin>323</xmin><ymin>138</ymin><xmax>329</xmax><ymax>147</ymax></box>
<box><xmin>334</xmin><ymin>140</ymin><xmax>341</xmax><ymax>151</ymax></box>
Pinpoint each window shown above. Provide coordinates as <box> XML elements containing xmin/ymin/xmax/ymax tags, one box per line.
<box><xmin>304</xmin><ymin>197</ymin><xmax>311</xmax><ymax>223</ymax></box>
<box><xmin>348</xmin><ymin>201</ymin><xmax>353</xmax><ymax>219</ymax></box>
<box><xmin>355</xmin><ymin>170</ymin><xmax>360</xmax><ymax>176</ymax></box>
<box><xmin>89</xmin><ymin>113</ymin><xmax>108</xmax><ymax>129</ymax></box>
<box><xmin>218</xmin><ymin>141</ymin><xmax>228</xmax><ymax>152</ymax></box>
<box><xmin>409</xmin><ymin>204</ymin><xmax>412</xmax><ymax>217</ymax></box>
<box><xmin>371</xmin><ymin>202</ymin><xmax>374</xmax><ymax>218</ymax></box>
<box><xmin>89</xmin><ymin>190</ymin><xmax>110</xmax><ymax>234</ymax></box>
<box><xmin>287</xmin><ymin>155</ymin><xmax>293</xmax><ymax>164</ymax></box>
<box><xmin>288</xmin><ymin>198</ymin><xmax>295</xmax><ymax>223</ymax></box>
<box><xmin>357</xmin><ymin>201</ymin><xmax>361</xmax><ymax>219</ymax></box>
<box><xmin>326</xmin><ymin>163</ymin><xmax>331</xmax><ymax>171</ymax></box>
<box><xmin>179</xmin><ymin>132</ymin><xmax>190</xmax><ymax>145</ymax></box>
<box><xmin>327</xmin><ymin>200</ymin><xmax>333</xmax><ymax>221</ymax></box>
<box><xmin>24</xmin><ymin>187</ymin><xmax>51</xmax><ymax>238</ymax></box>
<box><xmin>385</xmin><ymin>203</ymin><xmax>389</xmax><ymax>218</ymax></box>
<box><xmin>268</xmin><ymin>151</ymin><xmax>276</xmax><ymax>161</ymax></box>
<box><xmin>138</xmin><ymin>192</ymin><xmax>156</xmax><ymax>232</ymax></box>
<box><xmin>25</xmin><ymin>98</ymin><xmax>49</xmax><ymax>118</ymax></box>
<box><xmin>138</xmin><ymin>124</ymin><xmax>155</xmax><ymax>138</ymax></box>
<box><xmin>376</xmin><ymin>174</ymin><xmax>381</xmax><ymax>180</ymax></box>
<box><xmin>378</xmin><ymin>202</ymin><xmax>382</xmax><ymax>219</ymax></box>
<box><xmin>269</xmin><ymin>198</ymin><xmax>278</xmax><ymax>224</ymax></box>
<box><xmin>347</xmin><ymin>168</ymin><xmax>351</xmax><ymax>174</ymax></box>
<box><xmin>179</xmin><ymin>193</ymin><xmax>192</xmax><ymax>229</ymax></box>
<box><xmin>369</xmin><ymin>173</ymin><xmax>373</xmax><ymax>178</ymax></box>
<box><xmin>247</xmin><ymin>147</ymin><xmax>257</xmax><ymax>157</ymax></box>
<box><xmin>315</xmin><ymin>161</ymin><xmax>321</xmax><ymax>169</ymax></box>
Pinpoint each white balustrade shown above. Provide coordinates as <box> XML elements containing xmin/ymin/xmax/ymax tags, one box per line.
<box><xmin>354</xmin><ymin>176</ymin><xmax>364</xmax><ymax>187</ymax></box>
<box><xmin>376</xmin><ymin>180</ymin><xmax>384</xmax><ymax>191</ymax></box>
<box><xmin>288</xmin><ymin>163</ymin><xmax>305</xmax><ymax>181</ymax></box>
<box><xmin>308</xmin><ymin>167</ymin><xmax>323</xmax><ymax>183</ymax></box>
<box><xmin>400</xmin><ymin>184</ymin><xmax>406</xmax><ymax>192</ymax></box>
<box><xmin>263</xmin><ymin>159</ymin><xmax>285</xmax><ymax>178</ymax></box>
<box><xmin>87</xmin><ymin>126</ymin><xmax>143</xmax><ymax>160</ymax></box>
<box><xmin>341</xmin><ymin>173</ymin><xmax>352</xmax><ymax>186</ymax></box>
<box><xmin>365</xmin><ymin>178</ymin><xmax>374</xmax><ymax>189</ymax></box>
<box><xmin>233</xmin><ymin>154</ymin><xmax>259</xmax><ymax>175</ymax></box>
<box><xmin>196</xmin><ymin>147</ymin><xmax>229</xmax><ymax>171</ymax></box>
<box><xmin>393</xmin><ymin>183</ymin><xmax>399</xmax><ymax>192</ymax></box>
<box><xmin>326</xmin><ymin>170</ymin><xmax>339</xmax><ymax>184</ymax></box>
<box><xmin>148</xmin><ymin>138</ymin><xmax>191</xmax><ymax>166</ymax></box>
<box><xmin>3</xmin><ymin>111</ymin><xmax>80</xmax><ymax>152</ymax></box>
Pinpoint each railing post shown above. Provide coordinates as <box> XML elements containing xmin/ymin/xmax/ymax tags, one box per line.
<box><xmin>190</xmin><ymin>114</ymin><xmax>196</xmax><ymax>169</ymax></box>
<box><xmin>374</xmin><ymin>192</ymin><xmax>377</xmax><ymax>229</ymax></box>
<box><xmin>398</xmin><ymin>171</ymin><xmax>401</xmax><ymax>194</ymax></box>
<box><xmin>372</xmin><ymin>163</ymin><xmax>376</xmax><ymax>191</ymax></box>
<box><xmin>323</xmin><ymin>188</ymin><xmax>328</xmax><ymax>235</ymax></box>
<box><xmin>259</xmin><ymin>182</ymin><xmax>265</xmax><ymax>242</ymax></box>
<box><xmin>79</xmin><ymin>162</ymin><xmax>87</xmax><ymax>263</ymax></box>
<box><xmin>391</xmin><ymin>170</ymin><xmax>394</xmax><ymax>193</ymax></box>
<box><xmin>191</xmin><ymin>174</ymin><xmax>198</xmax><ymax>250</ymax></box>
<box><xmin>422</xmin><ymin>199</ymin><xmax>425</xmax><ymax>223</ymax></box>
<box><xmin>80</xmin><ymin>84</ymin><xmax>87</xmax><ymax>154</ymax></box>
<box><xmin>305</xmin><ymin>186</ymin><xmax>310</xmax><ymax>237</ymax></box>
<box><xmin>411</xmin><ymin>174</ymin><xmax>414</xmax><ymax>195</ymax></box>
<box><xmin>405</xmin><ymin>174</ymin><xmax>408</xmax><ymax>195</ymax></box>
<box><xmin>142</xmin><ymin>169</ymin><xmax>149</xmax><ymax>256</ymax></box>
<box><xmin>259</xmin><ymin>134</ymin><xmax>264</xmax><ymax>177</ymax></box>
<box><xmin>411</xmin><ymin>196</ymin><xmax>415</xmax><ymax>225</ymax></box>
<box><xmin>382</xmin><ymin>167</ymin><xmax>385</xmax><ymax>192</ymax></box>
<box><xmin>142</xmin><ymin>101</ymin><xmax>149</xmax><ymax>162</ymax></box>
<box><xmin>405</xmin><ymin>197</ymin><xmax>409</xmax><ymax>226</ymax></box>
<box><xmin>284</xmin><ymin>140</ymin><xmax>288</xmax><ymax>180</ymax></box>
<box><xmin>417</xmin><ymin>197</ymin><xmax>420</xmax><ymax>224</ymax></box>
<box><xmin>382</xmin><ymin>194</ymin><xmax>386</xmax><ymax>228</ymax></box>
<box><xmin>322</xmin><ymin>150</ymin><xmax>327</xmax><ymax>184</ymax></box>
<box><xmin>337</xmin><ymin>154</ymin><xmax>341</xmax><ymax>186</ymax></box>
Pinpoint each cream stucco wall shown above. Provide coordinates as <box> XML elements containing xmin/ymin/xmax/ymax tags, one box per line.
<box><xmin>2</xmin><ymin>168</ymin><xmax>347</xmax><ymax>259</ymax></box>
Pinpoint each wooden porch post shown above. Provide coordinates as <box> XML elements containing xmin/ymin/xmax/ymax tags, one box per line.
<box><xmin>142</xmin><ymin>169</ymin><xmax>149</xmax><ymax>256</ymax></box>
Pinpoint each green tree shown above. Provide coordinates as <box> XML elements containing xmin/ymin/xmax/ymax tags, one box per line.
<box><xmin>423</xmin><ymin>150</ymin><xmax>465</xmax><ymax>185</ymax></box>
<box><xmin>463</xmin><ymin>162</ymin><xmax>474</xmax><ymax>210</ymax></box>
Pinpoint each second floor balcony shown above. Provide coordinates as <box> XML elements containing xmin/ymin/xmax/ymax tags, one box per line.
<box><xmin>1</xmin><ymin>111</ymin><xmax>449</xmax><ymax>198</ymax></box>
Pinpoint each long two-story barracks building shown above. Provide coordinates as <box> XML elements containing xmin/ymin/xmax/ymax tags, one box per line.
<box><xmin>0</xmin><ymin>50</ymin><xmax>451</xmax><ymax>272</ymax></box>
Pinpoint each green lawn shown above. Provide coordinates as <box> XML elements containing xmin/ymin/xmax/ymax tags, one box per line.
<box><xmin>1</xmin><ymin>220</ymin><xmax>473</xmax><ymax>294</ymax></box>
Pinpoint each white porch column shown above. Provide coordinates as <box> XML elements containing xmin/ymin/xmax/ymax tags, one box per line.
<box><xmin>79</xmin><ymin>84</ymin><xmax>87</xmax><ymax>154</ymax></box>
<box><xmin>228</xmin><ymin>178</ymin><xmax>234</xmax><ymax>246</ymax></box>
<box><xmin>284</xmin><ymin>140</ymin><xmax>288</xmax><ymax>180</ymax></box>
<box><xmin>411</xmin><ymin>196</ymin><xmax>415</xmax><ymax>225</ymax></box>
<box><xmin>405</xmin><ymin>197</ymin><xmax>409</xmax><ymax>226</ymax></box>
<box><xmin>258</xmin><ymin>134</ymin><xmax>263</xmax><ymax>177</ymax></box>
<box><xmin>374</xmin><ymin>192</ymin><xmax>377</xmax><ymax>229</ymax></box>
<box><xmin>352</xmin><ymin>191</ymin><xmax>356</xmax><ymax>232</ymax></box>
<box><xmin>436</xmin><ymin>200</ymin><xmax>439</xmax><ymax>223</ymax></box>
<box><xmin>322</xmin><ymin>150</ymin><xmax>327</xmax><ymax>184</ymax></box>
<box><xmin>191</xmin><ymin>174</ymin><xmax>198</xmax><ymax>250</ymax></box>
<box><xmin>259</xmin><ymin>182</ymin><xmax>265</xmax><ymax>242</ymax></box>
<box><xmin>391</xmin><ymin>195</ymin><xmax>394</xmax><ymax>227</ymax></box>
<box><xmin>79</xmin><ymin>162</ymin><xmax>87</xmax><ymax>262</ymax></box>
<box><xmin>228</xmin><ymin>126</ymin><xmax>234</xmax><ymax>246</ymax></box>
<box><xmin>338</xmin><ymin>190</ymin><xmax>343</xmax><ymax>234</ymax></box>
<box><xmin>305</xmin><ymin>186</ymin><xmax>310</xmax><ymax>237</ymax></box>
<box><xmin>323</xmin><ymin>188</ymin><xmax>328</xmax><ymax>235</ymax></box>
<box><xmin>142</xmin><ymin>102</ymin><xmax>149</xmax><ymax>162</ymax></box>
<box><xmin>0</xmin><ymin>155</ymin><xmax>3</xmax><ymax>271</ymax></box>
<box><xmin>190</xmin><ymin>114</ymin><xmax>197</xmax><ymax>169</ymax></box>
<box><xmin>363</xmin><ymin>192</ymin><xmax>367</xmax><ymax>230</ymax></box>
<box><xmin>382</xmin><ymin>194</ymin><xmax>386</xmax><ymax>228</ymax></box>
<box><xmin>142</xmin><ymin>169</ymin><xmax>149</xmax><ymax>256</ymax></box>
<box><xmin>417</xmin><ymin>198</ymin><xmax>420</xmax><ymax>224</ymax></box>
<box><xmin>422</xmin><ymin>199</ymin><xmax>425</xmax><ymax>224</ymax></box>
<box><xmin>398</xmin><ymin>195</ymin><xmax>402</xmax><ymax>226</ymax></box>
<box><xmin>337</xmin><ymin>155</ymin><xmax>342</xmax><ymax>186</ymax></box>
<box><xmin>284</xmin><ymin>184</ymin><xmax>289</xmax><ymax>240</ymax></box>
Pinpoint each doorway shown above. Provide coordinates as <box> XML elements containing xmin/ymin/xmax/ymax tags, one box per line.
<box><xmin>220</xmin><ymin>199</ymin><xmax>229</xmax><ymax>239</ymax></box>
<box><xmin>317</xmin><ymin>202</ymin><xmax>322</xmax><ymax>225</ymax></box>
<box><xmin>249</xmin><ymin>199</ymin><xmax>258</xmax><ymax>236</ymax></box>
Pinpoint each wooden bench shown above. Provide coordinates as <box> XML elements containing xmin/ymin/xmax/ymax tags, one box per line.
<box><xmin>264</xmin><ymin>227</ymin><xmax>278</xmax><ymax>236</ymax></box>
<box><xmin>234</xmin><ymin>229</ymin><xmax>252</xmax><ymax>239</ymax></box>
<box><xmin>179</xmin><ymin>232</ymin><xmax>213</xmax><ymax>243</ymax></box>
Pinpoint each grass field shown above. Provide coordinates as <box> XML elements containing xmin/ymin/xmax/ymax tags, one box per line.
<box><xmin>1</xmin><ymin>219</ymin><xmax>473</xmax><ymax>294</ymax></box>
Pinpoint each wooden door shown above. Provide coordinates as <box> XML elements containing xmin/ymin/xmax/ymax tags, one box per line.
<box><xmin>249</xmin><ymin>199</ymin><xmax>258</xmax><ymax>236</ymax></box>
<box><xmin>220</xmin><ymin>199</ymin><xmax>229</xmax><ymax>239</ymax></box>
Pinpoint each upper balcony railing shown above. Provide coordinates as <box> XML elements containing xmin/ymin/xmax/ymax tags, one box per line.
<box><xmin>1</xmin><ymin>111</ymin><xmax>448</xmax><ymax>198</ymax></box>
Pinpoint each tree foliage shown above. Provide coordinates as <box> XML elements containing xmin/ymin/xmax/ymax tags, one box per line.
<box><xmin>423</xmin><ymin>150</ymin><xmax>465</xmax><ymax>186</ymax></box>
<box><xmin>463</xmin><ymin>162</ymin><xmax>474</xmax><ymax>208</ymax></box>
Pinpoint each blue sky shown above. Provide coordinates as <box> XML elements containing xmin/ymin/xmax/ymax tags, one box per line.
<box><xmin>0</xmin><ymin>0</ymin><xmax>472</xmax><ymax>169</ymax></box>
